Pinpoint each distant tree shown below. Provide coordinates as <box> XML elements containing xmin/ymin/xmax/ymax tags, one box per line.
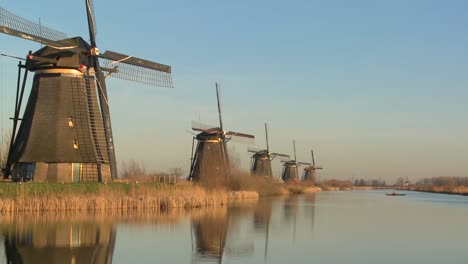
<box><xmin>121</xmin><ymin>159</ymin><xmax>146</xmax><ymax>178</ymax></box>
<box><xmin>395</xmin><ymin>177</ymin><xmax>405</xmax><ymax>186</ymax></box>
<box><xmin>169</xmin><ymin>168</ymin><xmax>184</xmax><ymax>178</ymax></box>
<box><xmin>358</xmin><ymin>179</ymin><xmax>366</xmax><ymax>186</ymax></box>
<box><xmin>371</xmin><ymin>179</ymin><xmax>380</xmax><ymax>187</ymax></box>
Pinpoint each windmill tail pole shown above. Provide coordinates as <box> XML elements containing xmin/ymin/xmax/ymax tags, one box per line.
<box><xmin>5</xmin><ymin>60</ymin><xmax>28</xmax><ymax>178</ymax></box>
<box><xmin>188</xmin><ymin>137</ymin><xmax>196</xmax><ymax>180</ymax></box>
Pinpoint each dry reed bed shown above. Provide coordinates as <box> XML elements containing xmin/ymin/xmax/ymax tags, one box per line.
<box><xmin>405</xmin><ymin>185</ymin><xmax>468</xmax><ymax>195</ymax></box>
<box><xmin>0</xmin><ymin>182</ymin><xmax>259</xmax><ymax>213</ymax></box>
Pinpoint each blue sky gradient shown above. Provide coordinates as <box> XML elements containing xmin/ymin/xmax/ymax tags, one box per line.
<box><xmin>0</xmin><ymin>0</ymin><xmax>467</xmax><ymax>182</ymax></box>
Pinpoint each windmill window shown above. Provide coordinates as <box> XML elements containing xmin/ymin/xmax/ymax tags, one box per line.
<box><xmin>68</xmin><ymin>116</ymin><xmax>74</xmax><ymax>127</ymax></box>
<box><xmin>73</xmin><ymin>139</ymin><xmax>79</xmax><ymax>149</ymax></box>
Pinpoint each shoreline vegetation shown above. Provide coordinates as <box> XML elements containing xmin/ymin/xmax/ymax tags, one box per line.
<box><xmin>399</xmin><ymin>185</ymin><xmax>468</xmax><ymax>196</ymax></box>
<box><xmin>0</xmin><ymin>172</ymin><xmax>326</xmax><ymax>213</ymax></box>
<box><xmin>397</xmin><ymin>176</ymin><xmax>468</xmax><ymax>196</ymax></box>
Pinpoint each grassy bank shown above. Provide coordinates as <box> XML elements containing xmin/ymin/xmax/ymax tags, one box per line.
<box><xmin>401</xmin><ymin>185</ymin><xmax>468</xmax><ymax>196</ymax></box>
<box><xmin>0</xmin><ymin>174</ymin><xmax>322</xmax><ymax>212</ymax></box>
<box><xmin>0</xmin><ymin>181</ymin><xmax>259</xmax><ymax>213</ymax></box>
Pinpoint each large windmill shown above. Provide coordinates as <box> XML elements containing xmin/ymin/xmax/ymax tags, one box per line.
<box><xmin>281</xmin><ymin>140</ymin><xmax>311</xmax><ymax>182</ymax></box>
<box><xmin>0</xmin><ymin>2</ymin><xmax>172</xmax><ymax>182</ymax></box>
<box><xmin>248</xmin><ymin>123</ymin><xmax>289</xmax><ymax>177</ymax></box>
<box><xmin>302</xmin><ymin>149</ymin><xmax>323</xmax><ymax>183</ymax></box>
<box><xmin>188</xmin><ymin>83</ymin><xmax>254</xmax><ymax>183</ymax></box>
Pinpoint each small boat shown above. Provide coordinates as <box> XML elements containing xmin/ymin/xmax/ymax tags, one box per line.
<box><xmin>386</xmin><ymin>192</ymin><xmax>406</xmax><ymax>196</ymax></box>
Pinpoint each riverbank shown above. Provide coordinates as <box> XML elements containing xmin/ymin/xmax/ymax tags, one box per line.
<box><xmin>0</xmin><ymin>178</ymin><xmax>321</xmax><ymax>213</ymax></box>
<box><xmin>398</xmin><ymin>185</ymin><xmax>468</xmax><ymax>196</ymax></box>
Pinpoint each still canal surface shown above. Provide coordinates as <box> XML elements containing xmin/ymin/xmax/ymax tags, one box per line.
<box><xmin>0</xmin><ymin>190</ymin><xmax>467</xmax><ymax>264</ymax></box>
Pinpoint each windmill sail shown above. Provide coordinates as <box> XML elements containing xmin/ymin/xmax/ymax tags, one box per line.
<box><xmin>191</xmin><ymin>121</ymin><xmax>219</xmax><ymax>133</ymax></box>
<box><xmin>99</xmin><ymin>51</ymin><xmax>173</xmax><ymax>87</ymax></box>
<box><xmin>0</xmin><ymin>7</ymin><xmax>69</xmax><ymax>46</ymax></box>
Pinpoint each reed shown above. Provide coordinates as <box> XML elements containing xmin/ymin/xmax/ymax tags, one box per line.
<box><xmin>0</xmin><ymin>181</ymin><xmax>258</xmax><ymax>213</ymax></box>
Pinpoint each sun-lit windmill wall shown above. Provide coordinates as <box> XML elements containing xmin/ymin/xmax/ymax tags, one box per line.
<box><xmin>250</xmin><ymin>152</ymin><xmax>273</xmax><ymax>177</ymax></box>
<box><xmin>282</xmin><ymin>161</ymin><xmax>298</xmax><ymax>182</ymax></box>
<box><xmin>189</xmin><ymin>132</ymin><xmax>230</xmax><ymax>183</ymax></box>
<box><xmin>8</xmin><ymin>39</ymin><xmax>112</xmax><ymax>182</ymax></box>
<box><xmin>302</xmin><ymin>166</ymin><xmax>317</xmax><ymax>183</ymax></box>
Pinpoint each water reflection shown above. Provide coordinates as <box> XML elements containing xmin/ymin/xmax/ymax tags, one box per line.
<box><xmin>190</xmin><ymin>205</ymin><xmax>258</xmax><ymax>263</ymax></box>
<box><xmin>191</xmin><ymin>208</ymin><xmax>228</xmax><ymax>263</ymax></box>
<box><xmin>2</xmin><ymin>216</ymin><xmax>115</xmax><ymax>264</ymax></box>
<box><xmin>0</xmin><ymin>196</ymin><xmax>318</xmax><ymax>264</ymax></box>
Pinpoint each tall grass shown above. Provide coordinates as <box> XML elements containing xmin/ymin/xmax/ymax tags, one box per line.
<box><xmin>0</xmin><ymin>181</ymin><xmax>258</xmax><ymax>213</ymax></box>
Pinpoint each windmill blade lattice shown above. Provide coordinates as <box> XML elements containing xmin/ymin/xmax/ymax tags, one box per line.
<box><xmin>227</xmin><ymin>134</ymin><xmax>255</xmax><ymax>145</ymax></box>
<box><xmin>0</xmin><ymin>7</ymin><xmax>68</xmax><ymax>46</ymax></box>
<box><xmin>86</xmin><ymin>0</ymin><xmax>97</xmax><ymax>37</ymax></box>
<box><xmin>226</xmin><ymin>131</ymin><xmax>254</xmax><ymax>139</ymax></box>
<box><xmin>248</xmin><ymin>146</ymin><xmax>262</xmax><ymax>153</ymax></box>
<box><xmin>191</xmin><ymin>120</ymin><xmax>219</xmax><ymax>132</ymax></box>
<box><xmin>226</xmin><ymin>131</ymin><xmax>255</xmax><ymax>145</ymax></box>
<box><xmin>270</xmin><ymin>153</ymin><xmax>290</xmax><ymax>158</ymax></box>
<box><xmin>100</xmin><ymin>51</ymin><xmax>173</xmax><ymax>87</ymax></box>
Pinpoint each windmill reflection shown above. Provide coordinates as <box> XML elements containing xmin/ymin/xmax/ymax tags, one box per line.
<box><xmin>283</xmin><ymin>196</ymin><xmax>299</xmax><ymax>241</ymax></box>
<box><xmin>3</xmin><ymin>222</ymin><xmax>115</xmax><ymax>264</ymax></box>
<box><xmin>303</xmin><ymin>194</ymin><xmax>316</xmax><ymax>232</ymax></box>
<box><xmin>191</xmin><ymin>209</ymin><xmax>229</xmax><ymax>263</ymax></box>
<box><xmin>191</xmin><ymin>205</ymin><xmax>255</xmax><ymax>264</ymax></box>
<box><xmin>252</xmin><ymin>198</ymin><xmax>273</xmax><ymax>262</ymax></box>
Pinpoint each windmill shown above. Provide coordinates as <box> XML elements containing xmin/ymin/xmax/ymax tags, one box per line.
<box><xmin>188</xmin><ymin>83</ymin><xmax>254</xmax><ymax>183</ymax></box>
<box><xmin>281</xmin><ymin>140</ymin><xmax>311</xmax><ymax>182</ymax></box>
<box><xmin>302</xmin><ymin>149</ymin><xmax>323</xmax><ymax>183</ymax></box>
<box><xmin>0</xmin><ymin>2</ymin><xmax>172</xmax><ymax>182</ymax></box>
<box><xmin>248</xmin><ymin>123</ymin><xmax>289</xmax><ymax>177</ymax></box>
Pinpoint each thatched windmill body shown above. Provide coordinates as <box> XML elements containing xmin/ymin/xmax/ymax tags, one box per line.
<box><xmin>248</xmin><ymin>123</ymin><xmax>289</xmax><ymax>177</ymax></box>
<box><xmin>0</xmin><ymin>2</ymin><xmax>172</xmax><ymax>182</ymax></box>
<box><xmin>302</xmin><ymin>149</ymin><xmax>323</xmax><ymax>183</ymax></box>
<box><xmin>281</xmin><ymin>140</ymin><xmax>311</xmax><ymax>182</ymax></box>
<box><xmin>188</xmin><ymin>83</ymin><xmax>254</xmax><ymax>183</ymax></box>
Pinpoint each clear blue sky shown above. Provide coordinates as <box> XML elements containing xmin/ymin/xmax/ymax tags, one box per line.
<box><xmin>1</xmin><ymin>0</ymin><xmax>467</xmax><ymax>182</ymax></box>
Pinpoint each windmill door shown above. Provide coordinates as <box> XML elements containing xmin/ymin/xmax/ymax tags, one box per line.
<box><xmin>72</xmin><ymin>163</ymin><xmax>81</xmax><ymax>182</ymax></box>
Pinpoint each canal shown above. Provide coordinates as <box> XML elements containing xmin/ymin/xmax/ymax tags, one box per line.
<box><xmin>0</xmin><ymin>190</ymin><xmax>467</xmax><ymax>263</ymax></box>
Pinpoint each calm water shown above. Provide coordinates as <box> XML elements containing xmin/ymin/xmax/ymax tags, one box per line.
<box><xmin>0</xmin><ymin>190</ymin><xmax>467</xmax><ymax>264</ymax></box>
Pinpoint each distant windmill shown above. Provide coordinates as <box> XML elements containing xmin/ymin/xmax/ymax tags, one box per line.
<box><xmin>281</xmin><ymin>140</ymin><xmax>311</xmax><ymax>182</ymax></box>
<box><xmin>0</xmin><ymin>2</ymin><xmax>172</xmax><ymax>182</ymax></box>
<box><xmin>302</xmin><ymin>149</ymin><xmax>323</xmax><ymax>183</ymax></box>
<box><xmin>248</xmin><ymin>123</ymin><xmax>289</xmax><ymax>177</ymax></box>
<box><xmin>188</xmin><ymin>83</ymin><xmax>254</xmax><ymax>183</ymax></box>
